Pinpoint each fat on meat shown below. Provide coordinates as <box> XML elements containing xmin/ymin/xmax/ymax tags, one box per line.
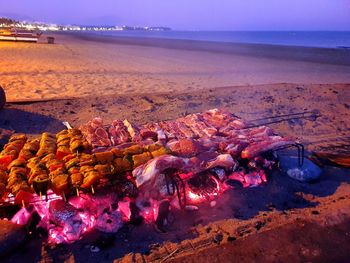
<box><xmin>123</xmin><ymin>119</ymin><xmax>142</xmax><ymax>142</ymax></box>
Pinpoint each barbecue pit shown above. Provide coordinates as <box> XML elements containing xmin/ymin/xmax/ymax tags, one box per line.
<box><xmin>0</xmin><ymin>108</ymin><xmax>305</xmax><ymax>259</ymax></box>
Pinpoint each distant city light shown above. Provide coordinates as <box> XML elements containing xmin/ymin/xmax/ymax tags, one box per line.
<box><xmin>0</xmin><ymin>19</ymin><xmax>171</xmax><ymax>32</ymax></box>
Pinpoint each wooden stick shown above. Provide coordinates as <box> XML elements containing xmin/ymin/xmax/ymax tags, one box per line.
<box><xmin>39</xmin><ymin>191</ymin><xmax>42</xmax><ymax>201</ymax></box>
<box><xmin>91</xmin><ymin>185</ymin><xmax>95</xmax><ymax>194</ymax></box>
<box><xmin>76</xmin><ymin>188</ymin><xmax>80</xmax><ymax>197</ymax></box>
<box><xmin>62</xmin><ymin>192</ymin><xmax>67</xmax><ymax>202</ymax></box>
<box><xmin>21</xmin><ymin>200</ymin><xmax>25</xmax><ymax>208</ymax></box>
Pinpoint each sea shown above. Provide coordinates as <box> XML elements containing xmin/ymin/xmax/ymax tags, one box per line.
<box><xmin>95</xmin><ymin>31</ymin><xmax>350</xmax><ymax>49</ymax></box>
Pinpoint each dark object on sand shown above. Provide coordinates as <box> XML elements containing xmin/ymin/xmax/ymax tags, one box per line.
<box><xmin>310</xmin><ymin>151</ymin><xmax>350</xmax><ymax>168</ymax></box>
<box><xmin>0</xmin><ymin>86</ymin><xmax>5</xmax><ymax>110</ymax></box>
<box><xmin>155</xmin><ymin>200</ymin><xmax>170</xmax><ymax>233</ymax></box>
<box><xmin>0</xmin><ymin>219</ymin><xmax>26</xmax><ymax>256</ymax></box>
<box><xmin>47</xmin><ymin>37</ymin><xmax>55</xmax><ymax>44</ymax></box>
<box><xmin>279</xmin><ymin>155</ymin><xmax>322</xmax><ymax>182</ymax></box>
<box><xmin>0</xmin><ymin>28</ymin><xmax>41</xmax><ymax>43</ymax></box>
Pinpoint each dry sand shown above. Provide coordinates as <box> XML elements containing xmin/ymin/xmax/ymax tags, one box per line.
<box><xmin>0</xmin><ymin>33</ymin><xmax>350</xmax><ymax>262</ymax></box>
<box><xmin>1</xmin><ymin>32</ymin><xmax>350</xmax><ymax>101</ymax></box>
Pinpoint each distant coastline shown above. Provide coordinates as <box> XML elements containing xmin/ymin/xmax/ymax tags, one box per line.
<box><xmin>77</xmin><ymin>30</ymin><xmax>350</xmax><ymax>49</ymax></box>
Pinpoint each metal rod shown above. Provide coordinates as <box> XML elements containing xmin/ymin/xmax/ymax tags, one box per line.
<box><xmin>247</xmin><ymin>111</ymin><xmax>318</xmax><ymax>123</ymax></box>
<box><xmin>245</xmin><ymin>111</ymin><xmax>320</xmax><ymax>129</ymax></box>
<box><xmin>275</xmin><ymin>143</ymin><xmax>305</xmax><ymax>167</ymax></box>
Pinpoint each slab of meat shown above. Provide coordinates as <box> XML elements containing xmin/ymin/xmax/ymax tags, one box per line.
<box><xmin>241</xmin><ymin>136</ymin><xmax>295</xmax><ymax>159</ymax></box>
<box><xmin>159</xmin><ymin>121</ymin><xmax>177</xmax><ymax>140</ymax></box>
<box><xmin>143</xmin><ymin>122</ymin><xmax>167</xmax><ymax>143</ymax></box>
<box><xmin>164</xmin><ymin>121</ymin><xmax>188</xmax><ymax>139</ymax></box>
<box><xmin>132</xmin><ymin>155</ymin><xmax>190</xmax><ymax>187</ymax></box>
<box><xmin>201</xmin><ymin>108</ymin><xmax>238</xmax><ymax>129</ymax></box>
<box><xmin>223</xmin><ymin>141</ymin><xmax>250</xmax><ymax>157</ymax></box>
<box><xmin>167</xmin><ymin>138</ymin><xmax>205</xmax><ymax>158</ymax></box>
<box><xmin>217</xmin><ymin>110</ymin><xmax>247</xmax><ymax>135</ymax></box>
<box><xmin>197</xmin><ymin>137</ymin><xmax>220</xmax><ymax>152</ymax></box>
<box><xmin>189</xmin><ymin>152</ymin><xmax>236</xmax><ymax>173</ymax></box>
<box><xmin>174</xmin><ymin>121</ymin><xmax>197</xmax><ymax>138</ymax></box>
<box><xmin>222</xmin><ymin>126</ymin><xmax>274</xmax><ymax>144</ymax></box>
<box><xmin>205</xmin><ymin>153</ymin><xmax>238</xmax><ymax>171</ymax></box>
<box><xmin>179</xmin><ymin>114</ymin><xmax>217</xmax><ymax>137</ymax></box>
<box><xmin>139</xmin><ymin>127</ymin><xmax>158</xmax><ymax>141</ymax></box>
<box><xmin>109</xmin><ymin>120</ymin><xmax>130</xmax><ymax>145</ymax></box>
<box><xmin>80</xmin><ymin>117</ymin><xmax>111</xmax><ymax>148</ymax></box>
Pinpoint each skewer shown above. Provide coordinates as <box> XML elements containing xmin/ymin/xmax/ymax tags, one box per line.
<box><xmin>245</xmin><ymin>111</ymin><xmax>321</xmax><ymax>129</ymax></box>
<box><xmin>247</xmin><ymin>110</ymin><xmax>319</xmax><ymax>123</ymax></box>
<box><xmin>22</xmin><ymin>200</ymin><xmax>25</xmax><ymax>208</ymax></box>
<box><xmin>39</xmin><ymin>191</ymin><xmax>42</xmax><ymax>201</ymax></box>
<box><xmin>62</xmin><ymin>121</ymin><xmax>73</xmax><ymax>129</ymax></box>
<box><xmin>76</xmin><ymin>188</ymin><xmax>80</xmax><ymax>197</ymax></box>
<box><xmin>62</xmin><ymin>192</ymin><xmax>67</xmax><ymax>202</ymax></box>
<box><xmin>91</xmin><ymin>185</ymin><xmax>95</xmax><ymax>194</ymax></box>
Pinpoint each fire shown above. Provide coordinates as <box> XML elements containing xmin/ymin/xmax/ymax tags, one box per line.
<box><xmin>186</xmin><ymin>175</ymin><xmax>224</xmax><ymax>204</ymax></box>
<box><xmin>117</xmin><ymin>200</ymin><xmax>131</xmax><ymax>220</ymax></box>
<box><xmin>8</xmin><ymin>169</ymin><xmax>268</xmax><ymax>244</ymax></box>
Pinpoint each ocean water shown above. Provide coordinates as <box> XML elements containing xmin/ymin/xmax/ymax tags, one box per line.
<box><xmin>95</xmin><ymin>31</ymin><xmax>350</xmax><ymax>49</ymax></box>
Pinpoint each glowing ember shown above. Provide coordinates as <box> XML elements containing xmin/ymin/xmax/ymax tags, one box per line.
<box><xmin>117</xmin><ymin>200</ymin><xmax>131</xmax><ymax>220</ymax></box>
<box><xmin>11</xmin><ymin>205</ymin><xmax>34</xmax><ymax>225</ymax></box>
<box><xmin>228</xmin><ymin>170</ymin><xmax>267</xmax><ymax>188</ymax></box>
<box><xmin>8</xmin><ymin>164</ymin><xmax>269</xmax><ymax>244</ymax></box>
<box><xmin>133</xmin><ymin>198</ymin><xmax>159</xmax><ymax>223</ymax></box>
<box><xmin>186</xmin><ymin>175</ymin><xmax>224</xmax><ymax>204</ymax></box>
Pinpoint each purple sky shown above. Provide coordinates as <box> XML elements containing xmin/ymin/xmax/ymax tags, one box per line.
<box><xmin>1</xmin><ymin>0</ymin><xmax>350</xmax><ymax>30</ymax></box>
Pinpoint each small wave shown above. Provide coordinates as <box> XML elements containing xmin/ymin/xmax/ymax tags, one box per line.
<box><xmin>337</xmin><ymin>46</ymin><xmax>350</xmax><ymax>49</ymax></box>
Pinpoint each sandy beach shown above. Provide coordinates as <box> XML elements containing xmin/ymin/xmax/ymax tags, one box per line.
<box><xmin>1</xmin><ymin>32</ymin><xmax>350</xmax><ymax>101</ymax></box>
<box><xmin>0</xmin><ymin>33</ymin><xmax>350</xmax><ymax>262</ymax></box>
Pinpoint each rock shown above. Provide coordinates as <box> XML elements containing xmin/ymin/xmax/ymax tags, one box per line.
<box><xmin>90</xmin><ymin>245</ymin><xmax>101</xmax><ymax>253</ymax></box>
<box><xmin>0</xmin><ymin>219</ymin><xmax>26</xmax><ymax>256</ymax></box>
<box><xmin>279</xmin><ymin>155</ymin><xmax>322</xmax><ymax>182</ymax></box>
<box><xmin>185</xmin><ymin>205</ymin><xmax>199</xmax><ymax>211</ymax></box>
<box><xmin>0</xmin><ymin>86</ymin><xmax>5</xmax><ymax>110</ymax></box>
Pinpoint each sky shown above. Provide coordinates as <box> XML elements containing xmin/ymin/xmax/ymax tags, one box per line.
<box><xmin>0</xmin><ymin>0</ymin><xmax>349</xmax><ymax>30</ymax></box>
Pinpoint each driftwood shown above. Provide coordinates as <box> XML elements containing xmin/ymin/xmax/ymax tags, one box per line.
<box><xmin>0</xmin><ymin>86</ymin><xmax>6</xmax><ymax>110</ymax></box>
<box><xmin>310</xmin><ymin>150</ymin><xmax>350</xmax><ymax>168</ymax></box>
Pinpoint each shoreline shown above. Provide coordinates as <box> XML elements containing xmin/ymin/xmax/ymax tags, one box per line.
<box><xmin>64</xmin><ymin>31</ymin><xmax>350</xmax><ymax>66</ymax></box>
